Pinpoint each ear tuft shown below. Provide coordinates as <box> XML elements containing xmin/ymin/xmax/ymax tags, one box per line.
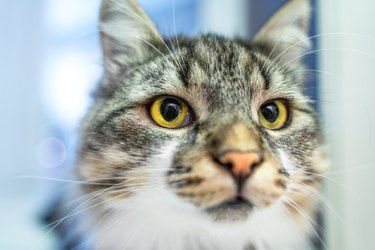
<box><xmin>100</xmin><ymin>0</ymin><xmax>161</xmax><ymax>76</ymax></box>
<box><xmin>254</xmin><ymin>0</ymin><xmax>311</xmax><ymax>64</ymax></box>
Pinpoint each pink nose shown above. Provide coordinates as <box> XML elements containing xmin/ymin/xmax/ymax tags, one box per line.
<box><xmin>217</xmin><ymin>151</ymin><xmax>262</xmax><ymax>177</ymax></box>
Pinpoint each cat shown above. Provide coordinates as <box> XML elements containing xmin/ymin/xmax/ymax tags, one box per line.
<box><xmin>45</xmin><ymin>0</ymin><xmax>327</xmax><ymax>249</ymax></box>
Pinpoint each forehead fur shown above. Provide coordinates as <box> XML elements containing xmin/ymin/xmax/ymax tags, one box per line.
<box><xmin>101</xmin><ymin>35</ymin><xmax>307</xmax><ymax>104</ymax></box>
<box><xmin>85</xmin><ymin>33</ymin><xmax>314</xmax><ymax>147</ymax></box>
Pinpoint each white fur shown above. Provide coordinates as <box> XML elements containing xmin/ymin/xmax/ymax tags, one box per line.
<box><xmin>278</xmin><ymin>149</ymin><xmax>296</xmax><ymax>172</ymax></box>
<box><xmin>78</xmin><ymin>142</ymin><xmax>309</xmax><ymax>250</ymax></box>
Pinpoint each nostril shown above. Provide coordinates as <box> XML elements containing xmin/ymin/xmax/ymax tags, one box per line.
<box><xmin>213</xmin><ymin>156</ymin><xmax>233</xmax><ymax>170</ymax></box>
<box><xmin>250</xmin><ymin>157</ymin><xmax>262</xmax><ymax>170</ymax></box>
<box><xmin>223</xmin><ymin>162</ymin><xmax>233</xmax><ymax>171</ymax></box>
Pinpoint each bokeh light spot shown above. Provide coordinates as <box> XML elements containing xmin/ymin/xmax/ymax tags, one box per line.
<box><xmin>36</xmin><ymin>137</ymin><xmax>67</xmax><ymax>168</ymax></box>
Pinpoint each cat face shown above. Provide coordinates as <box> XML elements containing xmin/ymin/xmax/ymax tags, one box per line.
<box><xmin>78</xmin><ymin>0</ymin><xmax>324</xmax><ymax>223</ymax></box>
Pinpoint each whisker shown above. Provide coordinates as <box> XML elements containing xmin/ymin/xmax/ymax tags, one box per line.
<box><xmin>323</xmin><ymin>163</ymin><xmax>375</xmax><ymax>175</ymax></box>
<box><xmin>283</xmin><ymin>197</ymin><xmax>328</xmax><ymax>250</ymax></box>
<box><xmin>71</xmin><ymin>208</ymin><xmax>114</xmax><ymax>250</ymax></box>
<box><xmin>289</xmin><ymin>169</ymin><xmax>355</xmax><ymax>193</ymax></box>
<box><xmin>111</xmin><ymin>1</ymin><xmax>183</xmax><ymax>70</ymax></box>
<box><xmin>259</xmin><ymin>5</ymin><xmax>309</xmax><ymax>73</ymax></box>
<box><xmin>161</xmin><ymin>17</ymin><xmax>184</xmax><ymax>73</ymax></box>
<box><xmin>14</xmin><ymin>175</ymin><xmax>118</xmax><ymax>186</ymax></box>
<box><xmin>288</xmin><ymin>182</ymin><xmax>346</xmax><ymax>229</ymax></box>
<box><xmin>172</xmin><ymin>0</ymin><xmax>184</xmax><ymax>70</ymax></box>
<box><xmin>270</xmin><ymin>31</ymin><xmax>375</xmax><ymax>69</ymax></box>
<box><xmin>278</xmin><ymin>47</ymin><xmax>375</xmax><ymax>70</ymax></box>
<box><xmin>45</xmin><ymin>188</ymin><xmax>136</xmax><ymax>233</ymax></box>
<box><xmin>33</xmin><ymin>177</ymin><xmax>143</xmax><ymax>250</ymax></box>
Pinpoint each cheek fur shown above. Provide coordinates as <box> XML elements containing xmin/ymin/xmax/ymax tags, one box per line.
<box><xmin>243</xmin><ymin>161</ymin><xmax>287</xmax><ymax>207</ymax></box>
<box><xmin>77</xmin><ymin>139</ymin><xmax>179</xmax><ymax>204</ymax></box>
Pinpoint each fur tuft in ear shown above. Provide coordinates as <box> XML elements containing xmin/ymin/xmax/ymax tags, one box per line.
<box><xmin>254</xmin><ymin>0</ymin><xmax>311</xmax><ymax>64</ymax></box>
<box><xmin>100</xmin><ymin>0</ymin><xmax>162</xmax><ymax>77</ymax></box>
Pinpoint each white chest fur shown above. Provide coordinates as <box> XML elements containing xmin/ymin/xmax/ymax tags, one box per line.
<box><xmin>84</xmin><ymin>188</ymin><xmax>308</xmax><ymax>250</ymax></box>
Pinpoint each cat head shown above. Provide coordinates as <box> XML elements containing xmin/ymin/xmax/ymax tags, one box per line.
<box><xmin>78</xmin><ymin>0</ymin><xmax>324</xmax><ymax>222</ymax></box>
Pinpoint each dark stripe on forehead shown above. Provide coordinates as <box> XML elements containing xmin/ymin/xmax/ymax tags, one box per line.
<box><xmin>95</xmin><ymin>105</ymin><xmax>134</xmax><ymax>133</ymax></box>
<box><xmin>250</xmin><ymin>53</ymin><xmax>272</xmax><ymax>90</ymax></box>
<box><xmin>223</xmin><ymin>46</ymin><xmax>238</xmax><ymax>79</ymax></box>
<box><xmin>177</xmin><ymin>59</ymin><xmax>190</xmax><ymax>87</ymax></box>
<box><xmin>259</xmin><ymin>64</ymin><xmax>272</xmax><ymax>90</ymax></box>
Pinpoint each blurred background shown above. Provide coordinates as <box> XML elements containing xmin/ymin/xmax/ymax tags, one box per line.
<box><xmin>0</xmin><ymin>0</ymin><xmax>374</xmax><ymax>249</ymax></box>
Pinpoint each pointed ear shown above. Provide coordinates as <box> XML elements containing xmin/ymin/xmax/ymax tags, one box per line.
<box><xmin>100</xmin><ymin>0</ymin><xmax>162</xmax><ymax>76</ymax></box>
<box><xmin>253</xmin><ymin>0</ymin><xmax>311</xmax><ymax>64</ymax></box>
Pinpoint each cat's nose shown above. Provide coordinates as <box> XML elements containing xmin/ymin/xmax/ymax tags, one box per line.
<box><xmin>215</xmin><ymin>150</ymin><xmax>263</xmax><ymax>178</ymax></box>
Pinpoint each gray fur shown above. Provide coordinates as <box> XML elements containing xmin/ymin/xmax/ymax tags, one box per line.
<box><xmin>46</xmin><ymin>0</ymin><xmax>325</xmax><ymax>249</ymax></box>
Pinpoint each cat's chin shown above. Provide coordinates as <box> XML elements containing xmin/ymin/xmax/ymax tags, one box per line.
<box><xmin>205</xmin><ymin>197</ymin><xmax>253</xmax><ymax>222</ymax></box>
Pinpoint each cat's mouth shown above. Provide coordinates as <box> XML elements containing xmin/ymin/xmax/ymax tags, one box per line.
<box><xmin>205</xmin><ymin>196</ymin><xmax>253</xmax><ymax>221</ymax></box>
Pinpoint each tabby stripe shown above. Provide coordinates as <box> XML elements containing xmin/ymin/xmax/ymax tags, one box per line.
<box><xmin>294</xmin><ymin>106</ymin><xmax>315</xmax><ymax>114</ymax></box>
<box><xmin>250</xmin><ymin>52</ymin><xmax>271</xmax><ymax>90</ymax></box>
<box><xmin>168</xmin><ymin>178</ymin><xmax>202</xmax><ymax>188</ymax></box>
<box><xmin>177</xmin><ymin>59</ymin><xmax>191</xmax><ymax>87</ymax></box>
<box><xmin>279</xmin><ymin>168</ymin><xmax>290</xmax><ymax>177</ymax></box>
<box><xmin>167</xmin><ymin>166</ymin><xmax>192</xmax><ymax>176</ymax></box>
<box><xmin>97</xmin><ymin>105</ymin><xmax>134</xmax><ymax>132</ymax></box>
<box><xmin>259</xmin><ymin>64</ymin><xmax>272</xmax><ymax>90</ymax></box>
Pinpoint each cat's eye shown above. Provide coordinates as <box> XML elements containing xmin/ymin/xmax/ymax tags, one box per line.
<box><xmin>149</xmin><ymin>96</ymin><xmax>193</xmax><ymax>129</ymax></box>
<box><xmin>258</xmin><ymin>100</ymin><xmax>289</xmax><ymax>130</ymax></box>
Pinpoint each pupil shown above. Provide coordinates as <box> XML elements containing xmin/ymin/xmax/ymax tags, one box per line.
<box><xmin>160</xmin><ymin>99</ymin><xmax>181</xmax><ymax>121</ymax></box>
<box><xmin>261</xmin><ymin>103</ymin><xmax>279</xmax><ymax>123</ymax></box>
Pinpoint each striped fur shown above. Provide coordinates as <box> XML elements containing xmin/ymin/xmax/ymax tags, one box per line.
<box><xmin>46</xmin><ymin>0</ymin><xmax>327</xmax><ymax>249</ymax></box>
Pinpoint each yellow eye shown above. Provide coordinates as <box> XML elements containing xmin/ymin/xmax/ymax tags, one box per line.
<box><xmin>258</xmin><ymin>100</ymin><xmax>289</xmax><ymax>130</ymax></box>
<box><xmin>149</xmin><ymin>97</ymin><xmax>192</xmax><ymax>129</ymax></box>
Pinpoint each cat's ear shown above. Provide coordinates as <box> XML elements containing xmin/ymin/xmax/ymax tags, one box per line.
<box><xmin>253</xmin><ymin>0</ymin><xmax>311</xmax><ymax>64</ymax></box>
<box><xmin>100</xmin><ymin>0</ymin><xmax>162</xmax><ymax>76</ymax></box>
